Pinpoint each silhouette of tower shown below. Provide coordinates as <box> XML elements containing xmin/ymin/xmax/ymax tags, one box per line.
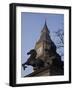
<box><xmin>35</xmin><ymin>21</ymin><xmax>56</xmax><ymax>66</ymax></box>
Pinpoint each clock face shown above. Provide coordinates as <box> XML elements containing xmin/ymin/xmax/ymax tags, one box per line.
<box><xmin>37</xmin><ymin>47</ymin><xmax>43</xmax><ymax>56</ymax></box>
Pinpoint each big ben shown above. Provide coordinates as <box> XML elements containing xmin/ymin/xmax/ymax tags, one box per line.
<box><xmin>35</xmin><ymin>21</ymin><xmax>56</xmax><ymax>65</ymax></box>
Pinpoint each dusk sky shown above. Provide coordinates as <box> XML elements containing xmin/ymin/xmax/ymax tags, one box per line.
<box><xmin>21</xmin><ymin>12</ymin><xmax>64</xmax><ymax>77</ymax></box>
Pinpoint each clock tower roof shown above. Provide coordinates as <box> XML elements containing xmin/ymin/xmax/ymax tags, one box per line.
<box><xmin>36</xmin><ymin>21</ymin><xmax>51</xmax><ymax>44</ymax></box>
<box><xmin>41</xmin><ymin>21</ymin><xmax>50</xmax><ymax>33</ymax></box>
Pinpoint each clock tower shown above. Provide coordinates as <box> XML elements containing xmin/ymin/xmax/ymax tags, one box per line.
<box><xmin>35</xmin><ymin>21</ymin><xmax>56</xmax><ymax>65</ymax></box>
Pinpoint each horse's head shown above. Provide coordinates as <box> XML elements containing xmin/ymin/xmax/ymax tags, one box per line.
<box><xmin>27</xmin><ymin>49</ymin><xmax>37</xmax><ymax>58</ymax></box>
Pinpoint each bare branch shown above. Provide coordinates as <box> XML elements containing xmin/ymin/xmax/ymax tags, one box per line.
<box><xmin>54</xmin><ymin>28</ymin><xmax>64</xmax><ymax>57</ymax></box>
<box><xmin>57</xmin><ymin>45</ymin><xmax>64</xmax><ymax>48</ymax></box>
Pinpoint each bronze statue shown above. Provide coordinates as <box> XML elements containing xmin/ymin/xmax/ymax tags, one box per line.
<box><xmin>22</xmin><ymin>48</ymin><xmax>64</xmax><ymax>75</ymax></box>
<box><xmin>22</xmin><ymin>49</ymin><xmax>45</xmax><ymax>70</ymax></box>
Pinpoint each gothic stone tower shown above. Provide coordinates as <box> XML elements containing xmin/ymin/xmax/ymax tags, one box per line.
<box><xmin>35</xmin><ymin>22</ymin><xmax>56</xmax><ymax>66</ymax></box>
<box><xmin>25</xmin><ymin>22</ymin><xmax>64</xmax><ymax>77</ymax></box>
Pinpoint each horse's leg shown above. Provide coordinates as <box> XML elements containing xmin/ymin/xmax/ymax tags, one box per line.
<box><xmin>22</xmin><ymin>63</ymin><xmax>27</xmax><ymax>70</ymax></box>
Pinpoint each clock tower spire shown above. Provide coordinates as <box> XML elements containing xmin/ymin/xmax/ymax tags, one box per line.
<box><xmin>38</xmin><ymin>21</ymin><xmax>50</xmax><ymax>42</ymax></box>
<box><xmin>35</xmin><ymin>21</ymin><xmax>56</xmax><ymax>64</ymax></box>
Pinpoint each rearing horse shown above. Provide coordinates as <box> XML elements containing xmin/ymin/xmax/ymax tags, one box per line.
<box><xmin>22</xmin><ymin>49</ymin><xmax>44</xmax><ymax>70</ymax></box>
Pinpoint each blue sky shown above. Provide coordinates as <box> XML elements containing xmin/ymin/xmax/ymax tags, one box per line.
<box><xmin>21</xmin><ymin>12</ymin><xmax>64</xmax><ymax>77</ymax></box>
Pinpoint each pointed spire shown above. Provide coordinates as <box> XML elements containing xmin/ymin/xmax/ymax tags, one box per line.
<box><xmin>36</xmin><ymin>21</ymin><xmax>50</xmax><ymax>43</ymax></box>
<box><xmin>41</xmin><ymin>20</ymin><xmax>50</xmax><ymax>33</ymax></box>
<box><xmin>44</xmin><ymin>19</ymin><xmax>46</xmax><ymax>26</ymax></box>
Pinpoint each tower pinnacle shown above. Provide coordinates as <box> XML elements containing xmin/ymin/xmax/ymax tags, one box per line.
<box><xmin>41</xmin><ymin>21</ymin><xmax>50</xmax><ymax>34</ymax></box>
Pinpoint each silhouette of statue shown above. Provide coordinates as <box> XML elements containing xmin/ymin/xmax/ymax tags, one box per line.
<box><xmin>22</xmin><ymin>48</ymin><xmax>64</xmax><ymax>75</ymax></box>
<box><xmin>22</xmin><ymin>49</ymin><xmax>45</xmax><ymax>70</ymax></box>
